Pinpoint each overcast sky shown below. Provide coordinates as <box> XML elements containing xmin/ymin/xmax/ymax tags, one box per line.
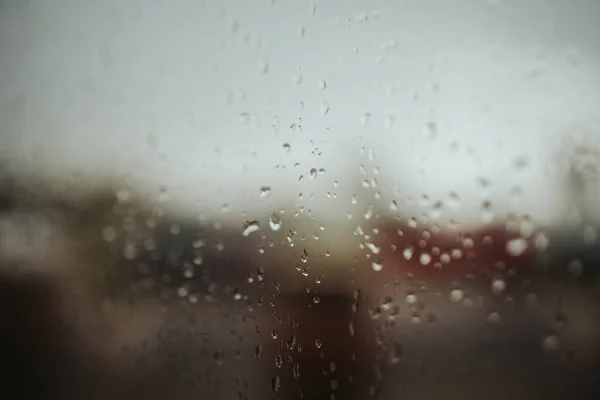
<box><xmin>1</xmin><ymin>0</ymin><xmax>599</xmax><ymax>229</ymax></box>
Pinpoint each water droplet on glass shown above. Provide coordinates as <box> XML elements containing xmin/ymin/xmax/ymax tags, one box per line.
<box><xmin>450</xmin><ymin>289</ymin><xmax>464</xmax><ymax>303</ymax></box>
<box><xmin>269</xmin><ymin>213</ymin><xmax>282</xmax><ymax>231</ymax></box>
<box><xmin>275</xmin><ymin>354</ymin><xmax>283</xmax><ymax>368</ymax></box>
<box><xmin>403</xmin><ymin>247</ymin><xmax>414</xmax><ymax>260</ymax></box>
<box><xmin>534</xmin><ymin>232</ymin><xmax>550</xmax><ymax>251</ymax></box>
<box><xmin>293</xmin><ymin>73</ymin><xmax>304</xmax><ymax>85</ymax></box>
<box><xmin>542</xmin><ymin>334</ymin><xmax>559</xmax><ymax>352</ymax></box>
<box><xmin>321</xmin><ymin>101</ymin><xmax>330</xmax><ymax>116</ymax></box>
<box><xmin>488</xmin><ymin>311</ymin><xmax>501</xmax><ymax>323</ymax></box>
<box><xmin>405</xmin><ymin>293</ymin><xmax>418</xmax><ymax>305</ymax></box>
<box><xmin>318</xmin><ymin>79</ymin><xmax>327</xmax><ymax>91</ymax></box>
<box><xmin>491</xmin><ymin>278</ymin><xmax>506</xmax><ymax>294</ymax></box>
<box><xmin>389</xmin><ymin>342</ymin><xmax>403</xmax><ymax>364</ymax></box>
<box><xmin>102</xmin><ymin>226</ymin><xmax>117</xmax><ymax>242</ymax></box>
<box><xmin>381</xmin><ymin>296</ymin><xmax>393</xmax><ymax>311</ymax></box>
<box><xmin>283</xmin><ymin>143</ymin><xmax>291</xmax><ymax>153</ymax></box>
<box><xmin>309</xmin><ymin>168</ymin><xmax>318</xmax><ymax>180</ymax></box>
<box><xmin>270</xmin><ymin>376</ymin><xmax>280</xmax><ymax>392</ymax></box>
<box><xmin>242</xmin><ymin>221</ymin><xmax>260</xmax><ymax>237</ymax></box>
<box><xmin>361</xmin><ymin>113</ymin><xmax>371</xmax><ymax>125</ymax></box>
<box><xmin>506</xmin><ymin>238</ymin><xmax>528</xmax><ymax>256</ymax></box>
<box><xmin>372</xmin><ymin>259</ymin><xmax>383</xmax><ymax>272</ymax></box>
<box><xmin>297</xmin><ymin>26</ymin><xmax>305</xmax><ymax>37</ymax></box>
<box><xmin>315</xmin><ymin>338</ymin><xmax>322</xmax><ymax>348</ymax></box>
<box><xmin>583</xmin><ymin>226</ymin><xmax>597</xmax><ymax>245</ymax></box>
<box><xmin>365</xmin><ymin>242</ymin><xmax>381</xmax><ymax>254</ymax></box>
<box><xmin>259</xmin><ymin>186</ymin><xmax>272</xmax><ymax>197</ymax></box>
<box><xmin>257</xmin><ymin>60</ymin><xmax>269</xmax><ymax>74</ymax></box>
<box><xmin>389</xmin><ymin>200</ymin><xmax>398</xmax><ymax>211</ymax></box>
<box><xmin>568</xmin><ymin>259</ymin><xmax>583</xmax><ymax>279</ymax></box>
<box><xmin>419</xmin><ymin>253</ymin><xmax>432</xmax><ymax>265</ymax></box>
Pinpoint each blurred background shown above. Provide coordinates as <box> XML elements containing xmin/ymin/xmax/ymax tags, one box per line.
<box><xmin>0</xmin><ymin>0</ymin><xmax>599</xmax><ymax>399</ymax></box>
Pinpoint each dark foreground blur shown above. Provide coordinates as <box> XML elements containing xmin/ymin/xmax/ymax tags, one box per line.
<box><xmin>0</xmin><ymin>189</ymin><xmax>598</xmax><ymax>400</ymax></box>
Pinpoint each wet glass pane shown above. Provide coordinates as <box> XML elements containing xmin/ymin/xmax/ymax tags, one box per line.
<box><xmin>0</xmin><ymin>1</ymin><xmax>599</xmax><ymax>399</ymax></box>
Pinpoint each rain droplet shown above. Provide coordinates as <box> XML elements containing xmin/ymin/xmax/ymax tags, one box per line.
<box><xmin>283</xmin><ymin>143</ymin><xmax>291</xmax><ymax>153</ymax></box>
<box><xmin>568</xmin><ymin>259</ymin><xmax>583</xmax><ymax>279</ymax></box>
<box><xmin>381</xmin><ymin>296</ymin><xmax>393</xmax><ymax>311</ymax></box>
<box><xmin>297</xmin><ymin>26</ymin><xmax>305</xmax><ymax>37</ymax></box>
<box><xmin>488</xmin><ymin>311</ymin><xmax>500</xmax><ymax>323</ymax></box>
<box><xmin>534</xmin><ymin>232</ymin><xmax>550</xmax><ymax>251</ymax></box>
<box><xmin>372</xmin><ymin>259</ymin><xmax>383</xmax><ymax>272</ymax></box>
<box><xmin>257</xmin><ymin>60</ymin><xmax>269</xmax><ymax>74</ymax></box>
<box><xmin>270</xmin><ymin>376</ymin><xmax>280</xmax><ymax>392</ymax></box>
<box><xmin>403</xmin><ymin>247</ymin><xmax>414</xmax><ymax>260</ymax></box>
<box><xmin>450</xmin><ymin>289</ymin><xmax>464</xmax><ymax>303</ymax></box>
<box><xmin>320</xmin><ymin>101</ymin><xmax>330</xmax><ymax>116</ymax></box>
<box><xmin>583</xmin><ymin>226</ymin><xmax>597</xmax><ymax>245</ymax></box>
<box><xmin>389</xmin><ymin>200</ymin><xmax>398</xmax><ymax>211</ymax></box>
<box><xmin>259</xmin><ymin>186</ymin><xmax>272</xmax><ymax>197</ymax></box>
<box><xmin>506</xmin><ymin>238</ymin><xmax>528</xmax><ymax>256</ymax></box>
<box><xmin>102</xmin><ymin>226</ymin><xmax>117</xmax><ymax>242</ymax></box>
<box><xmin>269</xmin><ymin>213</ymin><xmax>282</xmax><ymax>231</ymax></box>
<box><xmin>275</xmin><ymin>354</ymin><xmax>283</xmax><ymax>368</ymax></box>
<box><xmin>419</xmin><ymin>253</ymin><xmax>432</xmax><ymax>265</ymax></box>
<box><xmin>309</xmin><ymin>168</ymin><xmax>318</xmax><ymax>180</ymax></box>
<box><xmin>242</xmin><ymin>221</ymin><xmax>260</xmax><ymax>237</ymax></box>
<box><xmin>542</xmin><ymin>334</ymin><xmax>559</xmax><ymax>352</ymax></box>
<box><xmin>405</xmin><ymin>293</ymin><xmax>418</xmax><ymax>305</ymax></box>
<box><xmin>365</xmin><ymin>242</ymin><xmax>381</xmax><ymax>254</ymax></box>
<box><xmin>491</xmin><ymin>278</ymin><xmax>506</xmax><ymax>294</ymax></box>
<box><xmin>292</xmin><ymin>73</ymin><xmax>304</xmax><ymax>85</ymax></box>
<box><xmin>361</xmin><ymin>113</ymin><xmax>371</xmax><ymax>125</ymax></box>
<box><xmin>389</xmin><ymin>342</ymin><xmax>403</xmax><ymax>364</ymax></box>
<box><xmin>318</xmin><ymin>79</ymin><xmax>327</xmax><ymax>90</ymax></box>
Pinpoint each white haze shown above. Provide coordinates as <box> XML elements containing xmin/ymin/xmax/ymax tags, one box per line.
<box><xmin>0</xmin><ymin>0</ymin><xmax>599</xmax><ymax>229</ymax></box>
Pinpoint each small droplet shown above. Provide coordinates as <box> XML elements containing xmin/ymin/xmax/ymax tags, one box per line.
<box><xmin>257</xmin><ymin>60</ymin><xmax>269</xmax><ymax>74</ymax></box>
<box><xmin>275</xmin><ymin>354</ymin><xmax>283</xmax><ymax>368</ymax></box>
<box><xmin>419</xmin><ymin>253</ymin><xmax>432</xmax><ymax>265</ymax></box>
<box><xmin>405</xmin><ymin>293</ymin><xmax>418</xmax><ymax>305</ymax></box>
<box><xmin>269</xmin><ymin>213</ymin><xmax>282</xmax><ymax>231</ymax></box>
<box><xmin>292</xmin><ymin>73</ymin><xmax>304</xmax><ymax>85</ymax></box>
<box><xmin>491</xmin><ymin>278</ymin><xmax>506</xmax><ymax>294</ymax></box>
<box><xmin>309</xmin><ymin>168</ymin><xmax>318</xmax><ymax>180</ymax></box>
<box><xmin>450</xmin><ymin>289</ymin><xmax>464</xmax><ymax>303</ymax></box>
<box><xmin>534</xmin><ymin>232</ymin><xmax>550</xmax><ymax>251</ymax></box>
<box><xmin>320</xmin><ymin>101</ymin><xmax>330</xmax><ymax>116</ymax></box>
<box><xmin>506</xmin><ymin>238</ymin><xmax>528</xmax><ymax>256</ymax></box>
<box><xmin>403</xmin><ymin>247</ymin><xmax>414</xmax><ymax>260</ymax></box>
<box><xmin>259</xmin><ymin>186</ymin><xmax>272</xmax><ymax>197</ymax></box>
<box><xmin>283</xmin><ymin>143</ymin><xmax>291</xmax><ymax>153</ymax></box>
<box><xmin>315</xmin><ymin>338</ymin><xmax>322</xmax><ymax>348</ymax></box>
<box><xmin>270</xmin><ymin>376</ymin><xmax>280</xmax><ymax>392</ymax></box>
<box><xmin>488</xmin><ymin>311</ymin><xmax>500</xmax><ymax>323</ymax></box>
<box><xmin>389</xmin><ymin>342</ymin><xmax>403</xmax><ymax>364</ymax></box>
<box><xmin>318</xmin><ymin>79</ymin><xmax>327</xmax><ymax>90</ymax></box>
<box><xmin>372</xmin><ymin>259</ymin><xmax>383</xmax><ymax>272</ymax></box>
<box><xmin>242</xmin><ymin>221</ymin><xmax>260</xmax><ymax>237</ymax></box>
<box><xmin>568</xmin><ymin>259</ymin><xmax>583</xmax><ymax>279</ymax></box>
<box><xmin>389</xmin><ymin>200</ymin><xmax>398</xmax><ymax>211</ymax></box>
<box><xmin>102</xmin><ymin>226</ymin><xmax>117</xmax><ymax>242</ymax></box>
<box><xmin>297</xmin><ymin>26</ymin><xmax>305</xmax><ymax>37</ymax></box>
<box><xmin>542</xmin><ymin>334</ymin><xmax>559</xmax><ymax>352</ymax></box>
<box><xmin>424</xmin><ymin>121</ymin><xmax>437</xmax><ymax>138</ymax></box>
<box><xmin>583</xmin><ymin>226</ymin><xmax>597</xmax><ymax>245</ymax></box>
<box><xmin>361</xmin><ymin>113</ymin><xmax>371</xmax><ymax>125</ymax></box>
<box><xmin>381</xmin><ymin>296</ymin><xmax>393</xmax><ymax>311</ymax></box>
